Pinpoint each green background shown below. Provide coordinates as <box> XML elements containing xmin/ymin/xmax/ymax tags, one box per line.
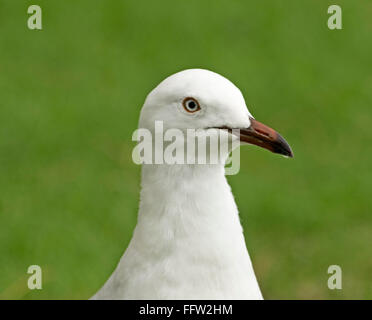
<box><xmin>0</xmin><ymin>0</ymin><xmax>371</xmax><ymax>299</ymax></box>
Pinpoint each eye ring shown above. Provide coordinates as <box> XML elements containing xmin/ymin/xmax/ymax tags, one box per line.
<box><xmin>182</xmin><ymin>97</ymin><xmax>201</xmax><ymax>113</ymax></box>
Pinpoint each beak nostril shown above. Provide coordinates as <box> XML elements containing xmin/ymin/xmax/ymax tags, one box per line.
<box><xmin>255</xmin><ymin>128</ymin><xmax>270</xmax><ymax>137</ymax></box>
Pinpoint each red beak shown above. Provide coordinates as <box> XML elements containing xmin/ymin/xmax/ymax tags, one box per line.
<box><xmin>238</xmin><ymin>118</ymin><xmax>293</xmax><ymax>157</ymax></box>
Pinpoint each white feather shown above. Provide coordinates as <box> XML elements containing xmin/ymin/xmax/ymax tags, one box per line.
<box><xmin>92</xmin><ymin>69</ymin><xmax>263</xmax><ymax>300</ymax></box>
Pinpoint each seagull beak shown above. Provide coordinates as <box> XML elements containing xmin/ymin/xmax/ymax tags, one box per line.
<box><xmin>238</xmin><ymin>118</ymin><xmax>294</xmax><ymax>158</ymax></box>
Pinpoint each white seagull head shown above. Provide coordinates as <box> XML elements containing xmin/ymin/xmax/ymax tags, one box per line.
<box><xmin>139</xmin><ymin>68</ymin><xmax>293</xmax><ymax>158</ymax></box>
<box><xmin>92</xmin><ymin>69</ymin><xmax>293</xmax><ymax>300</ymax></box>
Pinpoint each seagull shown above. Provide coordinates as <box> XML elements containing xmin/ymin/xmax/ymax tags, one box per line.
<box><xmin>92</xmin><ymin>69</ymin><xmax>293</xmax><ymax>300</ymax></box>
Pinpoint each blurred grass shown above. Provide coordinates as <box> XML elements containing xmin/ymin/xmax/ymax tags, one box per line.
<box><xmin>0</xmin><ymin>0</ymin><xmax>371</xmax><ymax>299</ymax></box>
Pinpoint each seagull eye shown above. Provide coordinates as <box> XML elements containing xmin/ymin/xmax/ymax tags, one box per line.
<box><xmin>182</xmin><ymin>97</ymin><xmax>201</xmax><ymax>113</ymax></box>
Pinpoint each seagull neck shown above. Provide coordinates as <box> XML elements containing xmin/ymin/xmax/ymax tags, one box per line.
<box><xmin>137</xmin><ymin>163</ymin><xmax>241</xmax><ymax>229</ymax></box>
<box><xmin>126</xmin><ymin>162</ymin><xmax>259</xmax><ymax>299</ymax></box>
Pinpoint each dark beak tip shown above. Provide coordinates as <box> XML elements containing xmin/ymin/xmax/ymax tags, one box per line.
<box><xmin>275</xmin><ymin>147</ymin><xmax>294</xmax><ymax>158</ymax></box>
<box><xmin>286</xmin><ymin>150</ymin><xmax>294</xmax><ymax>158</ymax></box>
<box><xmin>283</xmin><ymin>145</ymin><xmax>294</xmax><ymax>158</ymax></box>
<box><xmin>275</xmin><ymin>134</ymin><xmax>294</xmax><ymax>159</ymax></box>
